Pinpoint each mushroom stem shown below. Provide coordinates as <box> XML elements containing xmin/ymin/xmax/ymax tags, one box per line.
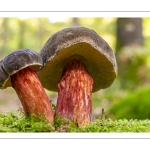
<box><xmin>55</xmin><ymin>59</ymin><xmax>93</xmax><ymax>127</ymax></box>
<box><xmin>11</xmin><ymin>67</ymin><xmax>54</xmax><ymax>124</ymax></box>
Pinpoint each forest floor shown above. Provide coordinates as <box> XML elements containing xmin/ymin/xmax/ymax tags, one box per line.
<box><xmin>0</xmin><ymin>89</ymin><xmax>21</xmax><ymax>114</ymax></box>
<box><xmin>0</xmin><ymin>88</ymin><xmax>103</xmax><ymax>119</ymax></box>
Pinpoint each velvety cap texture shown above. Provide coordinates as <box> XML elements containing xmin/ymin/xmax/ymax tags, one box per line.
<box><xmin>39</xmin><ymin>26</ymin><xmax>118</xmax><ymax>92</ymax></box>
<box><xmin>0</xmin><ymin>49</ymin><xmax>43</xmax><ymax>89</ymax></box>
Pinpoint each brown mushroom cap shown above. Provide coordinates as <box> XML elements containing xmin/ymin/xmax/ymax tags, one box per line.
<box><xmin>39</xmin><ymin>26</ymin><xmax>118</xmax><ymax>92</ymax></box>
<box><xmin>0</xmin><ymin>60</ymin><xmax>9</xmax><ymax>89</ymax></box>
<box><xmin>0</xmin><ymin>49</ymin><xmax>43</xmax><ymax>89</ymax></box>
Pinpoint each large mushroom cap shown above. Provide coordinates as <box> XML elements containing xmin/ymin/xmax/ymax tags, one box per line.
<box><xmin>39</xmin><ymin>26</ymin><xmax>118</xmax><ymax>92</ymax></box>
<box><xmin>0</xmin><ymin>49</ymin><xmax>43</xmax><ymax>89</ymax></box>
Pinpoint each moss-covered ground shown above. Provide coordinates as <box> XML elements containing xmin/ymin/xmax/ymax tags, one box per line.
<box><xmin>0</xmin><ymin>112</ymin><xmax>150</xmax><ymax>132</ymax></box>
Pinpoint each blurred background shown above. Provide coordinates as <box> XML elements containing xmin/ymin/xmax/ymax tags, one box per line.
<box><xmin>0</xmin><ymin>17</ymin><xmax>150</xmax><ymax>120</ymax></box>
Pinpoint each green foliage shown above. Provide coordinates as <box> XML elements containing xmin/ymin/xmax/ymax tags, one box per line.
<box><xmin>0</xmin><ymin>18</ymin><xmax>71</xmax><ymax>59</ymax></box>
<box><xmin>92</xmin><ymin>93</ymin><xmax>102</xmax><ymax>108</ymax></box>
<box><xmin>109</xmin><ymin>86</ymin><xmax>150</xmax><ymax>120</ymax></box>
<box><xmin>143</xmin><ymin>18</ymin><xmax>150</xmax><ymax>49</ymax></box>
<box><xmin>117</xmin><ymin>46</ymin><xmax>150</xmax><ymax>89</ymax></box>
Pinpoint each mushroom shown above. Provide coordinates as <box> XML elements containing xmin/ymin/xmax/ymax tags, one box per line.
<box><xmin>39</xmin><ymin>26</ymin><xmax>118</xmax><ymax>127</ymax></box>
<box><xmin>0</xmin><ymin>49</ymin><xmax>53</xmax><ymax>124</ymax></box>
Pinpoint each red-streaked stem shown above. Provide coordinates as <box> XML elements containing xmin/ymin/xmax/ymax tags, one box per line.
<box><xmin>55</xmin><ymin>59</ymin><xmax>93</xmax><ymax>127</ymax></box>
<box><xmin>11</xmin><ymin>67</ymin><xmax>54</xmax><ymax>124</ymax></box>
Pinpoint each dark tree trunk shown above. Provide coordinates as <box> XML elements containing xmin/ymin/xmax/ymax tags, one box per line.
<box><xmin>37</xmin><ymin>19</ymin><xmax>44</xmax><ymax>49</ymax></box>
<box><xmin>116</xmin><ymin>18</ymin><xmax>144</xmax><ymax>89</ymax></box>
<box><xmin>116</xmin><ymin>18</ymin><xmax>143</xmax><ymax>52</ymax></box>
<box><xmin>72</xmin><ymin>18</ymin><xmax>79</xmax><ymax>26</ymax></box>
<box><xmin>18</xmin><ymin>20</ymin><xmax>25</xmax><ymax>48</ymax></box>
<box><xmin>0</xmin><ymin>19</ymin><xmax>9</xmax><ymax>57</ymax></box>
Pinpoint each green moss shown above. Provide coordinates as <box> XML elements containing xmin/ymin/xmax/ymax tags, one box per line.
<box><xmin>0</xmin><ymin>113</ymin><xmax>54</xmax><ymax>132</ymax></box>
<box><xmin>75</xmin><ymin>119</ymin><xmax>150</xmax><ymax>132</ymax></box>
<box><xmin>0</xmin><ymin>112</ymin><xmax>150</xmax><ymax>132</ymax></box>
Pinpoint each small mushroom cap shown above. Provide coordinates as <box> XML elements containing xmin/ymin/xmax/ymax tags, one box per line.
<box><xmin>0</xmin><ymin>49</ymin><xmax>43</xmax><ymax>89</ymax></box>
<box><xmin>39</xmin><ymin>26</ymin><xmax>118</xmax><ymax>92</ymax></box>
<box><xmin>0</xmin><ymin>60</ymin><xmax>9</xmax><ymax>89</ymax></box>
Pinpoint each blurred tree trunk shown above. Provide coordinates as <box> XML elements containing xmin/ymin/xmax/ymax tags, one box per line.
<box><xmin>37</xmin><ymin>19</ymin><xmax>44</xmax><ymax>48</ymax></box>
<box><xmin>116</xmin><ymin>18</ymin><xmax>143</xmax><ymax>52</ymax></box>
<box><xmin>0</xmin><ymin>19</ymin><xmax>9</xmax><ymax>57</ymax></box>
<box><xmin>116</xmin><ymin>18</ymin><xmax>145</xmax><ymax>89</ymax></box>
<box><xmin>18</xmin><ymin>20</ymin><xmax>25</xmax><ymax>48</ymax></box>
<box><xmin>72</xmin><ymin>18</ymin><xmax>79</xmax><ymax>26</ymax></box>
